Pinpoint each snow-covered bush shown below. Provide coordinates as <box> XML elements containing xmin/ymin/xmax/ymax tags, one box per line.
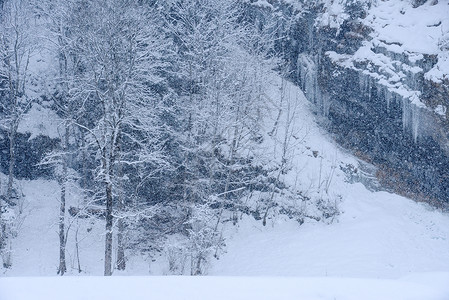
<box><xmin>316</xmin><ymin>194</ymin><xmax>342</xmax><ymax>224</ymax></box>
<box><xmin>186</xmin><ymin>204</ymin><xmax>225</xmax><ymax>275</ymax></box>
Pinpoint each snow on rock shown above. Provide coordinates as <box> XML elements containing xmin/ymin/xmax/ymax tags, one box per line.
<box><xmin>365</xmin><ymin>0</ymin><xmax>449</xmax><ymax>84</ymax></box>
<box><xmin>18</xmin><ymin>103</ymin><xmax>62</xmax><ymax>140</ymax></box>
<box><xmin>315</xmin><ymin>0</ymin><xmax>349</xmax><ymax>34</ymax></box>
<box><xmin>365</xmin><ymin>0</ymin><xmax>449</xmax><ymax>55</ymax></box>
<box><xmin>426</xmin><ymin>51</ymin><xmax>449</xmax><ymax>83</ymax></box>
<box><xmin>322</xmin><ymin>0</ymin><xmax>449</xmax><ymax>141</ymax></box>
<box><xmin>249</xmin><ymin>0</ymin><xmax>273</xmax><ymax>9</ymax></box>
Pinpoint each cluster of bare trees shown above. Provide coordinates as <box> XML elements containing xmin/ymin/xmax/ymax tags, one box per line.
<box><xmin>0</xmin><ymin>0</ymin><xmax>317</xmax><ymax>276</ymax></box>
<box><xmin>34</xmin><ymin>0</ymin><xmax>174</xmax><ymax>276</ymax></box>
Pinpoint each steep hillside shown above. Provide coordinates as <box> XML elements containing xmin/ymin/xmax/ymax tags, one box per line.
<box><xmin>212</xmin><ymin>75</ymin><xmax>449</xmax><ymax>279</ymax></box>
<box><xmin>249</xmin><ymin>0</ymin><xmax>449</xmax><ymax>205</ymax></box>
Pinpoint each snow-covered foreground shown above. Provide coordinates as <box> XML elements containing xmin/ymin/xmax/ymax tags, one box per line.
<box><xmin>1</xmin><ymin>274</ymin><xmax>449</xmax><ymax>300</ymax></box>
<box><xmin>210</xmin><ymin>183</ymin><xmax>449</xmax><ymax>278</ymax></box>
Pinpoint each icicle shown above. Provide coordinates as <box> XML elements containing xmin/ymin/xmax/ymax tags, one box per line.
<box><xmin>298</xmin><ymin>54</ymin><xmax>320</xmax><ymax>107</ymax></box>
<box><xmin>359</xmin><ymin>73</ymin><xmax>366</xmax><ymax>95</ymax></box>
<box><xmin>322</xmin><ymin>92</ymin><xmax>331</xmax><ymax>117</ymax></box>
<box><xmin>368</xmin><ymin>76</ymin><xmax>371</xmax><ymax>102</ymax></box>
<box><xmin>411</xmin><ymin>104</ymin><xmax>420</xmax><ymax>143</ymax></box>
<box><xmin>401</xmin><ymin>95</ymin><xmax>422</xmax><ymax>143</ymax></box>
<box><xmin>313</xmin><ymin>71</ymin><xmax>319</xmax><ymax>105</ymax></box>
<box><xmin>385</xmin><ymin>87</ymin><xmax>391</xmax><ymax>111</ymax></box>
<box><xmin>402</xmin><ymin>97</ymin><xmax>410</xmax><ymax>132</ymax></box>
<box><xmin>297</xmin><ymin>54</ymin><xmax>330</xmax><ymax>117</ymax></box>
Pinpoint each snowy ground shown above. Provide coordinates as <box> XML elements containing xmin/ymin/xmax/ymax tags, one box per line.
<box><xmin>2</xmin><ymin>73</ymin><xmax>449</xmax><ymax>298</ymax></box>
<box><xmin>211</xmin><ymin>185</ymin><xmax>449</xmax><ymax>278</ymax></box>
<box><xmin>1</xmin><ymin>274</ymin><xmax>449</xmax><ymax>300</ymax></box>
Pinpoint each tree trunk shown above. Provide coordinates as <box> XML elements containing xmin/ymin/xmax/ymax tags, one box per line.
<box><xmin>57</xmin><ymin>181</ymin><xmax>67</xmax><ymax>275</ymax></box>
<box><xmin>115</xmin><ymin>178</ymin><xmax>125</xmax><ymax>271</ymax></box>
<box><xmin>7</xmin><ymin>126</ymin><xmax>16</xmax><ymax>205</ymax></box>
<box><xmin>115</xmin><ymin>131</ymin><xmax>125</xmax><ymax>271</ymax></box>
<box><xmin>0</xmin><ymin>221</ymin><xmax>5</xmax><ymax>267</ymax></box>
<box><xmin>194</xmin><ymin>256</ymin><xmax>202</xmax><ymax>275</ymax></box>
<box><xmin>116</xmin><ymin>217</ymin><xmax>125</xmax><ymax>270</ymax></box>
<box><xmin>104</xmin><ymin>181</ymin><xmax>113</xmax><ymax>276</ymax></box>
<box><xmin>57</xmin><ymin>125</ymin><xmax>69</xmax><ymax>275</ymax></box>
<box><xmin>116</xmin><ymin>173</ymin><xmax>125</xmax><ymax>271</ymax></box>
<box><xmin>2</xmin><ymin>240</ymin><xmax>12</xmax><ymax>268</ymax></box>
<box><xmin>75</xmin><ymin>224</ymin><xmax>82</xmax><ymax>273</ymax></box>
<box><xmin>2</xmin><ymin>124</ymin><xmax>16</xmax><ymax>268</ymax></box>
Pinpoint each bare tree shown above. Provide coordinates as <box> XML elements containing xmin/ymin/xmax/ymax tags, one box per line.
<box><xmin>33</xmin><ymin>0</ymin><xmax>88</xmax><ymax>275</ymax></box>
<box><xmin>71</xmin><ymin>0</ymin><xmax>167</xmax><ymax>276</ymax></box>
<box><xmin>0</xmin><ymin>0</ymin><xmax>36</xmax><ymax>268</ymax></box>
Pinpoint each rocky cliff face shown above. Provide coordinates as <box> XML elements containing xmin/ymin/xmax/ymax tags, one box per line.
<box><xmin>248</xmin><ymin>0</ymin><xmax>449</xmax><ymax>205</ymax></box>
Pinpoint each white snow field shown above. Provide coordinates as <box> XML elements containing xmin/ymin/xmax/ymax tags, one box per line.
<box><xmin>2</xmin><ymin>72</ymin><xmax>449</xmax><ymax>299</ymax></box>
<box><xmin>1</xmin><ymin>274</ymin><xmax>449</xmax><ymax>300</ymax></box>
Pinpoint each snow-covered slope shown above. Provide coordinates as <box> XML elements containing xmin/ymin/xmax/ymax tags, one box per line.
<box><xmin>1</xmin><ymin>70</ymin><xmax>449</xmax><ymax>299</ymax></box>
<box><xmin>209</xmin><ymin>74</ymin><xmax>449</xmax><ymax>279</ymax></box>
<box><xmin>211</xmin><ymin>184</ymin><xmax>449</xmax><ymax>278</ymax></box>
<box><xmin>3</xmin><ymin>73</ymin><xmax>449</xmax><ymax>280</ymax></box>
